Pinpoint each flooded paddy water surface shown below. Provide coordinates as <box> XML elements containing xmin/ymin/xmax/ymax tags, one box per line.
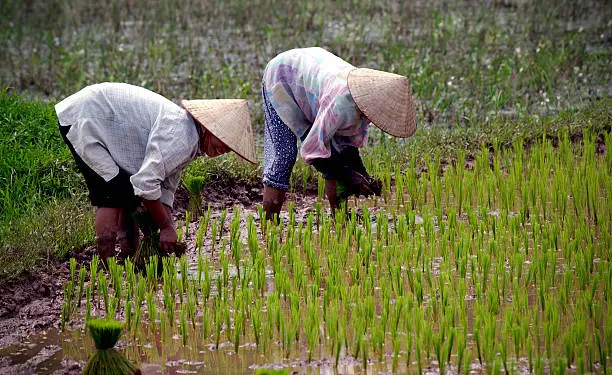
<box><xmin>1</xmin><ymin>134</ymin><xmax>610</xmax><ymax>374</ymax></box>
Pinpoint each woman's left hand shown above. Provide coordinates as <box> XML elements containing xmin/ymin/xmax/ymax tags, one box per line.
<box><xmin>348</xmin><ymin>170</ymin><xmax>382</xmax><ymax>197</ymax></box>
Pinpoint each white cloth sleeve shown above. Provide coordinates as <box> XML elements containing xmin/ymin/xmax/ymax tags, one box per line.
<box><xmin>160</xmin><ymin>171</ymin><xmax>182</xmax><ymax>207</ymax></box>
<box><xmin>130</xmin><ymin>126</ymin><xmax>168</xmax><ymax>201</ymax></box>
<box><xmin>131</xmin><ymin>116</ymin><xmax>195</xmax><ymax>205</ymax></box>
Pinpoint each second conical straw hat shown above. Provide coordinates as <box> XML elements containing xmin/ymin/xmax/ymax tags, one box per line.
<box><xmin>181</xmin><ymin>99</ymin><xmax>257</xmax><ymax>164</ymax></box>
<box><xmin>348</xmin><ymin>68</ymin><xmax>417</xmax><ymax>138</ymax></box>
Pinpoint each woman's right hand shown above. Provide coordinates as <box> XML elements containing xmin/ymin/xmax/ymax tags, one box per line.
<box><xmin>142</xmin><ymin>198</ymin><xmax>177</xmax><ymax>253</ymax></box>
<box><xmin>159</xmin><ymin>225</ymin><xmax>178</xmax><ymax>253</ymax></box>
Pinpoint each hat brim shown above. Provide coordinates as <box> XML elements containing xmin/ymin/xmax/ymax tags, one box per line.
<box><xmin>181</xmin><ymin>99</ymin><xmax>257</xmax><ymax>164</ymax></box>
<box><xmin>348</xmin><ymin>68</ymin><xmax>417</xmax><ymax>138</ymax></box>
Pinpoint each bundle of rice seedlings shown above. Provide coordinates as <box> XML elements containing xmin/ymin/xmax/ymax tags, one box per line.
<box><xmin>83</xmin><ymin>319</ymin><xmax>141</xmax><ymax>375</ymax></box>
<box><xmin>131</xmin><ymin>210</ymin><xmax>187</xmax><ymax>270</ymax></box>
<box><xmin>132</xmin><ymin>235</ymin><xmax>187</xmax><ymax>270</ymax></box>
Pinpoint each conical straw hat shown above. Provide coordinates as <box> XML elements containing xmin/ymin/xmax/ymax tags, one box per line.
<box><xmin>348</xmin><ymin>68</ymin><xmax>417</xmax><ymax>138</ymax></box>
<box><xmin>181</xmin><ymin>99</ymin><xmax>257</xmax><ymax>164</ymax></box>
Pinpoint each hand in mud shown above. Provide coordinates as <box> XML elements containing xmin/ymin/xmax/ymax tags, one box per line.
<box><xmin>159</xmin><ymin>226</ymin><xmax>177</xmax><ymax>253</ymax></box>
<box><xmin>348</xmin><ymin>171</ymin><xmax>382</xmax><ymax>198</ymax></box>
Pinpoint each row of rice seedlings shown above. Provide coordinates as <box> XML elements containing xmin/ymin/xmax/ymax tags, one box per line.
<box><xmin>60</xmin><ymin>133</ymin><xmax>610</xmax><ymax>372</ymax></box>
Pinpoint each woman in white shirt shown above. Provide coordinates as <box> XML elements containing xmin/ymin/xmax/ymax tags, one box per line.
<box><xmin>56</xmin><ymin>83</ymin><xmax>256</xmax><ymax>261</ymax></box>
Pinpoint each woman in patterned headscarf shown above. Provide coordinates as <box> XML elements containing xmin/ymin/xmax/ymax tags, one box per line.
<box><xmin>261</xmin><ymin>47</ymin><xmax>417</xmax><ymax>220</ymax></box>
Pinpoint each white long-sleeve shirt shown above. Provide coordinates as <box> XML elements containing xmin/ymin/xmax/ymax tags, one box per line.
<box><xmin>55</xmin><ymin>82</ymin><xmax>199</xmax><ymax>206</ymax></box>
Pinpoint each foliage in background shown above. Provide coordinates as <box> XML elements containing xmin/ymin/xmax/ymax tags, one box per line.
<box><xmin>0</xmin><ymin>0</ymin><xmax>609</xmax><ymax>130</ymax></box>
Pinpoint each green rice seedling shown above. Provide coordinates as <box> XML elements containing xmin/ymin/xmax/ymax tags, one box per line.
<box><xmin>76</xmin><ymin>265</ymin><xmax>86</xmax><ymax>307</ymax></box>
<box><xmin>456</xmin><ymin>328</ymin><xmax>467</xmax><ymax>374</ymax></box>
<box><xmin>184</xmin><ymin>211</ymin><xmax>191</xmax><ymax>239</ymax></box>
<box><xmin>146</xmin><ymin>290</ymin><xmax>156</xmax><ymax>326</ymax></box>
<box><xmin>233</xmin><ymin>309</ymin><xmax>243</xmax><ymax>353</ymax></box>
<box><xmin>595</xmin><ymin>330</ymin><xmax>607</xmax><ymax>375</ymax></box>
<box><xmin>230</xmin><ymin>207</ymin><xmax>242</xmax><ymax>278</ymax></box>
<box><xmin>196</xmin><ymin>249</ymin><xmax>204</xmax><ymax>285</ymax></box>
<box><xmin>61</xmin><ymin>281</ymin><xmax>73</xmax><ymax>330</ymax></box>
<box><xmin>134</xmin><ymin>232</ymin><xmax>165</xmax><ymax>268</ymax></box>
<box><xmin>108</xmin><ymin>260</ymin><xmax>123</xmax><ymax>311</ymax></box>
<box><xmin>195</xmin><ymin>216</ymin><xmax>205</xmax><ymax>253</ymax></box>
<box><xmin>214</xmin><ymin>298</ymin><xmax>223</xmax><ymax>349</ymax></box>
<box><xmin>85</xmin><ymin>285</ymin><xmax>92</xmax><ymax>322</ymax></box>
<box><xmin>371</xmin><ymin>316</ymin><xmax>384</xmax><ymax>362</ymax></box>
<box><xmin>98</xmin><ymin>272</ymin><xmax>109</xmax><ymax>315</ymax></box>
<box><xmin>254</xmin><ymin>369</ymin><xmax>289</xmax><ymax>375</ymax></box>
<box><xmin>90</xmin><ymin>255</ymin><xmax>99</xmax><ymax>302</ymax></box>
<box><xmin>179</xmin><ymin>257</ymin><xmax>188</xmax><ymax>301</ymax></box>
<box><xmin>180</xmin><ymin>305</ymin><xmax>188</xmax><ymax>346</ymax></box>
<box><xmin>70</xmin><ymin>257</ymin><xmax>77</xmax><ymax>284</ymax></box>
<box><xmin>210</xmin><ymin>219</ymin><xmax>218</xmax><ymax>254</ymax></box>
<box><xmin>183</xmin><ymin>175</ymin><xmax>205</xmax><ymax>214</ymax></box>
<box><xmin>247</xmin><ymin>215</ymin><xmax>259</xmax><ymax>263</ymax></box>
<box><xmin>201</xmin><ymin>257</ymin><xmax>211</xmax><ymax>303</ymax></box>
<box><xmin>361</xmin><ymin>332</ymin><xmax>369</xmax><ymax>370</ymax></box>
<box><xmin>145</xmin><ymin>255</ymin><xmax>159</xmax><ymax>287</ymax></box>
<box><xmin>391</xmin><ymin>323</ymin><xmax>400</xmax><ymax>372</ymax></box>
<box><xmin>163</xmin><ymin>291</ymin><xmax>175</xmax><ymax>328</ymax></box>
<box><xmin>352</xmin><ymin>318</ymin><xmax>365</xmax><ymax>359</ymax></box>
<box><xmin>288</xmin><ymin>201</ymin><xmax>296</xmax><ymax>230</ymax></box>
<box><xmin>219</xmin><ymin>209</ymin><xmax>228</xmax><ymax>240</ymax></box>
<box><xmin>433</xmin><ymin>324</ymin><xmax>448</xmax><ymax>374</ymax></box>
<box><xmin>124</xmin><ymin>258</ymin><xmax>135</xmax><ymax>299</ymax></box>
<box><xmin>125</xmin><ymin>298</ymin><xmax>132</xmax><ymax>332</ymax></box>
<box><xmin>157</xmin><ymin>310</ymin><xmax>166</xmax><ymax>343</ymax></box>
<box><xmin>187</xmin><ymin>284</ymin><xmax>197</xmax><ymax>328</ymax></box>
<box><xmin>280</xmin><ymin>317</ymin><xmax>293</xmax><ymax>358</ymax></box>
<box><xmin>220</xmin><ymin>247</ymin><xmax>229</xmax><ymax>288</ymax></box>
<box><xmin>201</xmin><ymin>301</ymin><xmax>210</xmax><ymax>340</ymax></box>
<box><xmin>177</xmin><ymin>222</ymin><xmax>184</xmax><ymax>243</ymax></box>
<box><xmin>135</xmin><ymin>275</ymin><xmax>145</xmax><ymax>308</ymax></box>
<box><xmin>305</xmin><ymin>300</ymin><xmax>320</xmax><ymax>362</ymax></box>
<box><xmin>108</xmin><ymin>296</ymin><xmax>119</xmax><ymax>320</ymax></box>
<box><xmin>335</xmin><ymin>324</ymin><xmax>344</xmax><ymax>368</ymax></box>
<box><xmin>83</xmin><ymin>319</ymin><xmax>139</xmax><ymax>375</ymax></box>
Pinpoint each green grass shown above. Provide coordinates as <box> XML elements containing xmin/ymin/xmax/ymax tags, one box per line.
<box><xmin>0</xmin><ymin>89</ymin><xmax>94</xmax><ymax>280</ymax></box>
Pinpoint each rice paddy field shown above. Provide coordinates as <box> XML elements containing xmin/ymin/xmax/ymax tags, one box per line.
<box><xmin>0</xmin><ymin>0</ymin><xmax>611</xmax><ymax>374</ymax></box>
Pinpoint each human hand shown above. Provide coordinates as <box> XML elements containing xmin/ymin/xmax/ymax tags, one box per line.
<box><xmin>347</xmin><ymin>171</ymin><xmax>382</xmax><ymax>198</ymax></box>
<box><xmin>325</xmin><ymin>179</ymin><xmax>340</xmax><ymax>209</ymax></box>
<box><xmin>159</xmin><ymin>226</ymin><xmax>177</xmax><ymax>253</ymax></box>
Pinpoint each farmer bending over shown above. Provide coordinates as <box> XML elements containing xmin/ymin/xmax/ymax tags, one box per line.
<box><xmin>56</xmin><ymin>82</ymin><xmax>256</xmax><ymax>261</ymax></box>
<box><xmin>261</xmin><ymin>47</ymin><xmax>417</xmax><ymax>220</ymax></box>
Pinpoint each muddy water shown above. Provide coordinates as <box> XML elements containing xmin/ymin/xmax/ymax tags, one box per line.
<box><xmin>0</xmin><ymin>326</ymin><xmax>413</xmax><ymax>374</ymax></box>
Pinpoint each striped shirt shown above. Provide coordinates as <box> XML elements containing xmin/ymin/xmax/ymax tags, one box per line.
<box><xmin>55</xmin><ymin>82</ymin><xmax>199</xmax><ymax>206</ymax></box>
<box><xmin>262</xmin><ymin>47</ymin><xmax>369</xmax><ymax>163</ymax></box>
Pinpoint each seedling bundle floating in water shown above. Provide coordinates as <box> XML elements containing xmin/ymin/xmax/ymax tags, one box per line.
<box><xmin>83</xmin><ymin>319</ymin><xmax>140</xmax><ymax>375</ymax></box>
